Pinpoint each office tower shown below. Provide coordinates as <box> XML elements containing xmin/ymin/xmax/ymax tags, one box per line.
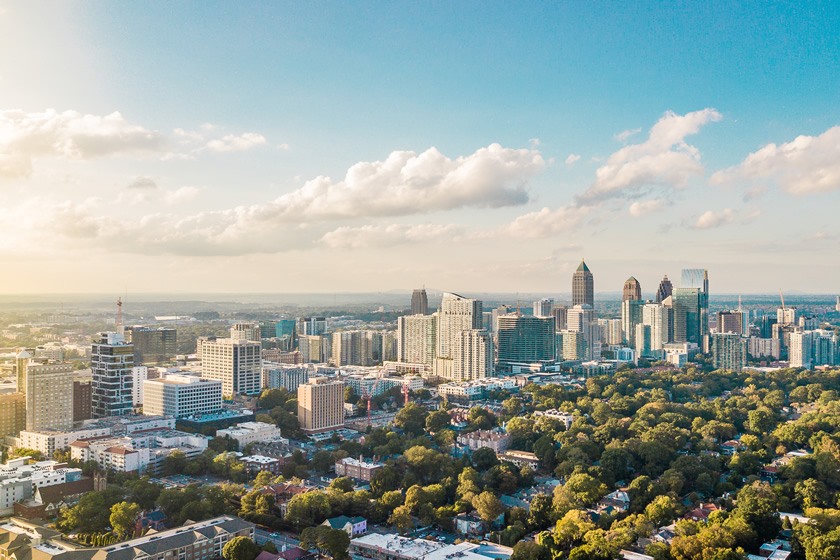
<box><xmin>297</xmin><ymin>377</ymin><xmax>345</xmax><ymax>433</ymax></box>
<box><xmin>532</xmin><ymin>299</ymin><xmax>554</xmax><ymax>318</ymax></box>
<box><xmin>777</xmin><ymin>307</ymin><xmax>798</xmax><ymax>326</ymax></box>
<box><xmin>25</xmin><ymin>362</ymin><xmax>74</xmax><ymax>431</ymax></box>
<box><xmin>552</xmin><ymin>305</ymin><xmax>568</xmax><ymax>331</ymax></box>
<box><xmin>635</xmin><ymin>324</ymin><xmax>652</xmax><ymax>359</ymax></box>
<box><xmin>276</xmin><ymin>319</ymin><xmax>297</xmax><ymax>338</ymax></box>
<box><xmin>124</xmin><ymin>326</ymin><xmax>177</xmax><ymax>365</ymax></box>
<box><xmin>482</xmin><ymin>312</ymin><xmax>493</xmax><ymax>333</ymax></box>
<box><xmin>717</xmin><ymin>311</ymin><xmax>745</xmax><ymax>335</ymax></box>
<box><xmin>661</xmin><ymin>295</ymin><xmax>675</xmax><ymax>343</ymax></box>
<box><xmin>560</xmin><ymin>331</ymin><xmax>585</xmax><ymax>360</ymax></box>
<box><xmin>434</xmin><ymin>292</ymin><xmax>483</xmax><ymax>379</ymax></box>
<box><xmin>91</xmin><ymin>332</ymin><xmax>135</xmax><ymax>418</ymax></box>
<box><xmin>758</xmin><ymin>314</ymin><xmax>778</xmax><ymax>339</ymax></box>
<box><xmin>0</xmin><ymin>392</ymin><xmax>26</xmax><ymax>438</ymax></box>
<box><xmin>572</xmin><ymin>260</ymin><xmax>594</xmax><ymax>307</ymax></box>
<box><xmin>143</xmin><ymin>374</ymin><xmax>223</xmax><ymax>418</ymax></box>
<box><xmin>397</xmin><ymin>314</ymin><xmax>437</xmax><ymax>365</ymax></box>
<box><xmin>299</xmin><ymin>334</ymin><xmax>329</xmax><ymax>363</ymax></box>
<box><xmin>712</xmin><ymin>333</ymin><xmax>747</xmax><ymax>372</ymax></box>
<box><xmin>411</xmin><ymin>289</ymin><xmax>429</xmax><ymax>315</ymax></box>
<box><xmin>673</xmin><ymin>288</ymin><xmax>701</xmax><ymax>344</ymax></box>
<box><xmin>621</xmin><ymin>299</ymin><xmax>644</xmax><ymax>346</ymax></box>
<box><xmin>230</xmin><ymin>323</ymin><xmax>261</xmax><ymax>342</ymax></box>
<box><xmin>15</xmin><ymin>350</ymin><xmax>31</xmax><ymax>392</ymax></box>
<box><xmin>622</xmin><ymin>277</ymin><xmax>642</xmax><ymax>302</ymax></box>
<box><xmin>681</xmin><ymin>269</ymin><xmax>709</xmax><ymax>337</ymax></box>
<box><xmin>598</xmin><ymin>318</ymin><xmax>623</xmax><ymax>346</ymax></box>
<box><xmin>567</xmin><ymin>304</ymin><xmax>599</xmax><ymax>360</ymax></box>
<box><xmin>491</xmin><ymin>305</ymin><xmax>513</xmax><ymax>334</ymax></box>
<box><xmin>748</xmin><ymin>337</ymin><xmax>781</xmax><ymax>360</ymax></box>
<box><xmin>497</xmin><ymin>315</ymin><xmax>555</xmax><ymax>365</ymax></box>
<box><xmin>200</xmin><ymin>338</ymin><xmax>262</xmax><ymax>396</ymax></box>
<box><xmin>642</xmin><ymin>302</ymin><xmax>668</xmax><ymax>354</ymax></box>
<box><xmin>381</xmin><ymin>332</ymin><xmax>397</xmax><ymax>362</ymax></box>
<box><xmin>655</xmin><ymin>275</ymin><xmax>673</xmax><ymax>303</ymax></box>
<box><xmin>298</xmin><ymin>317</ymin><xmax>327</xmax><ymax>336</ymax></box>
<box><xmin>452</xmin><ymin>329</ymin><xmax>493</xmax><ymax>381</ymax></box>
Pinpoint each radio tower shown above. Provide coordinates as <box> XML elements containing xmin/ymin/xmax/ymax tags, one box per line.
<box><xmin>116</xmin><ymin>297</ymin><xmax>124</xmax><ymax>336</ymax></box>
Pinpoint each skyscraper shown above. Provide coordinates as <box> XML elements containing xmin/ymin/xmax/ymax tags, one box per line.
<box><xmin>297</xmin><ymin>377</ymin><xmax>345</xmax><ymax>433</ymax></box>
<box><xmin>572</xmin><ymin>260</ymin><xmax>594</xmax><ymax>307</ymax></box>
<box><xmin>681</xmin><ymin>269</ymin><xmax>709</xmax><ymax>337</ymax></box>
<box><xmin>452</xmin><ymin>329</ymin><xmax>493</xmax><ymax>381</ymax></box>
<box><xmin>298</xmin><ymin>317</ymin><xmax>327</xmax><ymax>336</ymax></box>
<box><xmin>397</xmin><ymin>314</ymin><xmax>437</xmax><ymax>365</ymax></box>
<box><xmin>655</xmin><ymin>275</ymin><xmax>673</xmax><ymax>303</ymax></box>
<box><xmin>91</xmin><ymin>332</ymin><xmax>135</xmax><ymax>418</ymax></box>
<box><xmin>200</xmin><ymin>337</ymin><xmax>262</xmax><ymax>396</ymax></box>
<box><xmin>621</xmin><ymin>300</ymin><xmax>644</xmax><ymax>346</ymax></box>
<box><xmin>434</xmin><ymin>292</ymin><xmax>484</xmax><ymax>379</ymax></box>
<box><xmin>25</xmin><ymin>362</ymin><xmax>74</xmax><ymax>431</ymax></box>
<box><xmin>622</xmin><ymin>277</ymin><xmax>642</xmax><ymax>302</ymax></box>
<box><xmin>712</xmin><ymin>333</ymin><xmax>747</xmax><ymax>372</ymax></box>
<box><xmin>532</xmin><ymin>299</ymin><xmax>554</xmax><ymax>318</ymax></box>
<box><xmin>125</xmin><ymin>326</ymin><xmax>177</xmax><ymax>365</ymax></box>
<box><xmin>673</xmin><ymin>288</ymin><xmax>701</xmax><ymax>344</ymax></box>
<box><xmin>497</xmin><ymin>315</ymin><xmax>555</xmax><ymax>365</ymax></box>
<box><xmin>411</xmin><ymin>289</ymin><xmax>429</xmax><ymax>315</ymax></box>
<box><xmin>230</xmin><ymin>323</ymin><xmax>261</xmax><ymax>342</ymax></box>
<box><xmin>567</xmin><ymin>304</ymin><xmax>599</xmax><ymax>360</ymax></box>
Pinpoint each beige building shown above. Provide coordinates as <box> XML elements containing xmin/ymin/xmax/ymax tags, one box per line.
<box><xmin>0</xmin><ymin>392</ymin><xmax>26</xmax><ymax>439</ymax></box>
<box><xmin>297</xmin><ymin>377</ymin><xmax>344</xmax><ymax>433</ymax></box>
<box><xmin>25</xmin><ymin>363</ymin><xmax>74</xmax><ymax>432</ymax></box>
<box><xmin>199</xmin><ymin>337</ymin><xmax>262</xmax><ymax>396</ymax></box>
<box><xmin>397</xmin><ymin>314</ymin><xmax>437</xmax><ymax>366</ymax></box>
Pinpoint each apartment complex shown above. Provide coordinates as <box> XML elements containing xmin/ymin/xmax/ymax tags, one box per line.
<box><xmin>297</xmin><ymin>377</ymin><xmax>345</xmax><ymax>433</ymax></box>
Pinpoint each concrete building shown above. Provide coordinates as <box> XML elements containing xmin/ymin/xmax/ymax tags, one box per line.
<box><xmin>131</xmin><ymin>366</ymin><xmax>148</xmax><ymax>408</ymax></box>
<box><xmin>411</xmin><ymin>288</ymin><xmax>429</xmax><ymax>315</ymax></box>
<box><xmin>143</xmin><ymin>374</ymin><xmax>223</xmax><ymax>418</ymax></box>
<box><xmin>230</xmin><ymin>322</ymin><xmax>261</xmax><ymax>342</ymax></box>
<box><xmin>335</xmin><ymin>456</ymin><xmax>384</xmax><ymax>481</ymax></box>
<box><xmin>125</xmin><ymin>326</ymin><xmax>177</xmax><ymax>364</ymax></box>
<box><xmin>199</xmin><ymin>337</ymin><xmax>262</xmax><ymax>396</ymax></box>
<box><xmin>262</xmin><ymin>363</ymin><xmax>310</xmax><ymax>392</ymax></box>
<box><xmin>297</xmin><ymin>377</ymin><xmax>345</xmax><ymax>433</ymax></box>
<box><xmin>456</xmin><ymin>429</ymin><xmax>511</xmax><ymax>453</ymax></box>
<box><xmin>298</xmin><ymin>317</ymin><xmax>327</xmax><ymax>336</ymax></box>
<box><xmin>299</xmin><ymin>334</ymin><xmax>330</xmax><ymax>363</ymax></box>
<box><xmin>0</xmin><ymin>392</ymin><xmax>26</xmax><ymax>439</ymax></box>
<box><xmin>712</xmin><ymin>333</ymin><xmax>747</xmax><ymax>372</ymax></box>
<box><xmin>572</xmin><ymin>259</ymin><xmax>594</xmax><ymax>307</ymax></box>
<box><xmin>216</xmin><ymin>421</ymin><xmax>286</xmax><ymax>450</ymax></box>
<box><xmin>497</xmin><ymin>315</ymin><xmax>555</xmax><ymax>366</ymax></box>
<box><xmin>91</xmin><ymin>332</ymin><xmax>135</xmax><ymax>419</ymax></box>
<box><xmin>73</xmin><ymin>373</ymin><xmax>93</xmax><ymax>422</ymax></box>
<box><xmin>0</xmin><ymin>458</ymin><xmax>84</xmax><ymax>516</ymax></box>
<box><xmin>397</xmin><ymin>314</ymin><xmax>437</xmax><ymax>367</ymax></box>
<box><xmin>622</xmin><ymin>277</ymin><xmax>642</xmax><ymax>302</ymax></box>
<box><xmin>790</xmin><ymin>330</ymin><xmax>840</xmax><ymax>369</ymax></box>
<box><xmin>452</xmin><ymin>329</ymin><xmax>493</xmax><ymax>382</ymax></box>
<box><xmin>434</xmin><ymin>292</ymin><xmax>484</xmax><ymax>380</ymax></box>
<box><xmin>642</xmin><ymin>302</ymin><xmax>669</xmax><ymax>355</ymax></box>
<box><xmin>532</xmin><ymin>298</ymin><xmax>554</xmax><ymax>318</ymax></box>
<box><xmin>437</xmin><ymin>377</ymin><xmax>516</xmax><ymax>400</ymax></box>
<box><xmin>70</xmin><ymin>429</ymin><xmax>208</xmax><ymax>474</ymax></box>
<box><xmin>567</xmin><ymin>304</ymin><xmax>600</xmax><ymax>360</ymax></box>
<box><xmin>25</xmin><ymin>363</ymin><xmax>74</xmax><ymax>432</ymax></box>
<box><xmin>17</xmin><ymin>415</ymin><xmax>175</xmax><ymax>456</ymax></box>
<box><xmin>748</xmin><ymin>337</ymin><xmax>781</xmax><ymax>360</ymax></box>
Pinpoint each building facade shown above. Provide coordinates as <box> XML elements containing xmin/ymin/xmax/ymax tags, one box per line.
<box><xmin>143</xmin><ymin>374</ymin><xmax>223</xmax><ymax>418</ymax></box>
<box><xmin>91</xmin><ymin>332</ymin><xmax>135</xmax><ymax>418</ymax></box>
<box><xmin>297</xmin><ymin>378</ymin><xmax>345</xmax><ymax>433</ymax></box>
<box><xmin>397</xmin><ymin>314</ymin><xmax>437</xmax><ymax>366</ymax></box>
<box><xmin>24</xmin><ymin>362</ymin><xmax>74</xmax><ymax>432</ymax></box>
<box><xmin>572</xmin><ymin>259</ymin><xmax>594</xmax><ymax>307</ymax></box>
<box><xmin>199</xmin><ymin>338</ymin><xmax>262</xmax><ymax>396</ymax></box>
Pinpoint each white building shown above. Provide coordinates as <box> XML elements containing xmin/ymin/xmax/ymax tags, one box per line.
<box><xmin>532</xmin><ymin>299</ymin><xmax>554</xmax><ymax>318</ymax></box>
<box><xmin>70</xmin><ymin>429</ymin><xmax>208</xmax><ymax>474</ymax></box>
<box><xmin>132</xmin><ymin>366</ymin><xmax>148</xmax><ymax>407</ymax></box>
<box><xmin>438</xmin><ymin>377</ymin><xmax>516</xmax><ymax>399</ymax></box>
<box><xmin>642</xmin><ymin>302</ymin><xmax>668</xmax><ymax>353</ymax></box>
<box><xmin>143</xmin><ymin>374</ymin><xmax>223</xmax><ymax>418</ymax></box>
<box><xmin>17</xmin><ymin>426</ymin><xmax>113</xmax><ymax>457</ymax></box>
<box><xmin>452</xmin><ymin>329</ymin><xmax>493</xmax><ymax>382</ymax></box>
<box><xmin>0</xmin><ymin>458</ymin><xmax>83</xmax><ymax>515</ymax></box>
<box><xmin>199</xmin><ymin>338</ymin><xmax>262</xmax><ymax>396</ymax></box>
<box><xmin>262</xmin><ymin>363</ymin><xmax>310</xmax><ymax>392</ymax></box>
<box><xmin>567</xmin><ymin>304</ymin><xmax>600</xmax><ymax>360</ymax></box>
<box><xmin>533</xmin><ymin>409</ymin><xmax>574</xmax><ymax>429</ymax></box>
<box><xmin>397</xmin><ymin>314</ymin><xmax>437</xmax><ymax>366</ymax></box>
<box><xmin>216</xmin><ymin>421</ymin><xmax>286</xmax><ymax>450</ymax></box>
<box><xmin>91</xmin><ymin>331</ymin><xmax>135</xmax><ymax>418</ymax></box>
<box><xmin>434</xmin><ymin>293</ymin><xmax>483</xmax><ymax>379</ymax></box>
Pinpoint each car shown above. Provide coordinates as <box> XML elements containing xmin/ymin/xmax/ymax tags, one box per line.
<box><xmin>437</xmin><ymin>536</ymin><xmax>447</xmax><ymax>542</ymax></box>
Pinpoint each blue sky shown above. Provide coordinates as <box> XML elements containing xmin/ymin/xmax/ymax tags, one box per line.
<box><xmin>1</xmin><ymin>1</ymin><xmax>838</xmax><ymax>295</ymax></box>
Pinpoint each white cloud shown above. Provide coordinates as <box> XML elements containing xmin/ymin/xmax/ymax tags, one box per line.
<box><xmin>629</xmin><ymin>198</ymin><xmax>667</xmax><ymax>216</ymax></box>
<box><xmin>256</xmin><ymin>143</ymin><xmax>544</xmax><ymax>221</ymax></box>
<box><xmin>503</xmin><ymin>205</ymin><xmax>590</xmax><ymax>238</ymax></box>
<box><xmin>565</xmin><ymin>154</ymin><xmax>581</xmax><ymax>166</ymax></box>
<box><xmin>614</xmin><ymin>127</ymin><xmax>642</xmax><ymax>143</ymax></box>
<box><xmin>206</xmin><ymin>132</ymin><xmax>267</xmax><ymax>153</ymax></box>
<box><xmin>710</xmin><ymin>125</ymin><xmax>840</xmax><ymax>194</ymax></box>
<box><xmin>692</xmin><ymin>208</ymin><xmax>734</xmax><ymax>229</ymax></box>
<box><xmin>0</xmin><ymin>109</ymin><xmax>163</xmax><ymax>178</ymax></box>
<box><xmin>127</xmin><ymin>176</ymin><xmax>158</xmax><ymax>190</ymax></box>
<box><xmin>578</xmin><ymin>108</ymin><xmax>722</xmax><ymax>204</ymax></box>
<box><xmin>121</xmin><ymin>176</ymin><xmax>200</xmax><ymax>206</ymax></box>
<box><xmin>319</xmin><ymin>223</ymin><xmax>462</xmax><ymax>249</ymax></box>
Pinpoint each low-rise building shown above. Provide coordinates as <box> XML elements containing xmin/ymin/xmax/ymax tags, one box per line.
<box><xmin>456</xmin><ymin>429</ymin><xmax>511</xmax><ymax>453</ymax></box>
<box><xmin>533</xmin><ymin>409</ymin><xmax>574</xmax><ymax>429</ymax></box>
<box><xmin>334</xmin><ymin>457</ymin><xmax>383</xmax><ymax>481</ymax></box>
<box><xmin>143</xmin><ymin>374</ymin><xmax>223</xmax><ymax>418</ymax></box>
<box><xmin>0</xmin><ymin>458</ymin><xmax>84</xmax><ymax>516</ymax></box>
<box><xmin>499</xmin><ymin>450</ymin><xmax>540</xmax><ymax>469</ymax></box>
<box><xmin>70</xmin><ymin>429</ymin><xmax>208</xmax><ymax>474</ymax></box>
<box><xmin>216</xmin><ymin>422</ymin><xmax>286</xmax><ymax>451</ymax></box>
<box><xmin>322</xmin><ymin>515</ymin><xmax>366</xmax><ymax>537</ymax></box>
<box><xmin>438</xmin><ymin>378</ymin><xmax>517</xmax><ymax>400</ymax></box>
<box><xmin>239</xmin><ymin>455</ymin><xmax>282</xmax><ymax>475</ymax></box>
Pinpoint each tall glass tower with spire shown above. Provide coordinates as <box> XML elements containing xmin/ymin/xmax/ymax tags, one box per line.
<box><xmin>572</xmin><ymin>259</ymin><xmax>594</xmax><ymax>307</ymax></box>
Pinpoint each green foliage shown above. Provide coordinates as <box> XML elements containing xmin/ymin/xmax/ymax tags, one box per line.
<box><xmin>222</xmin><ymin>536</ymin><xmax>260</xmax><ymax>560</ymax></box>
<box><xmin>109</xmin><ymin>501</ymin><xmax>141</xmax><ymax>540</ymax></box>
<box><xmin>299</xmin><ymin>526</ymin><xmax>350</xmax><ymax>560</ymax></box>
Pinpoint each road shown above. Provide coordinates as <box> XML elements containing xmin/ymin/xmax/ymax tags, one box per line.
<box><xmin>254</xmin><ymin>528</ymin><xmax>301</xmax><ymax>551</ymax></box>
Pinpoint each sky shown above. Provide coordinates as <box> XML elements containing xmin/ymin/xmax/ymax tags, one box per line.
<box><xmin>1</xmin><ymin>1</ymin><xmax>839</xmax><ymax>296</ymax></box>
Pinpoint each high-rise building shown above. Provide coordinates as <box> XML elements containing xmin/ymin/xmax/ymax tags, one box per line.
<box><xmin>681</xmin><ymin>269</ymin><xmax>709</xmax><ymax>338</ymax></box>
<box><xmin>622</xmin><ymin>277</ymin><xmax>642</xmax><ymax>302</ymax></box>
<box><xmin>655</xmin><ymin>275</ymin><xmax>673</xmax><ymax>303</ymax></box>
<box><xmin>143</xmin><ymin>374</ymin><xmax>223</xmax><ymax>418</ymax></box>
<box><xmin>777</xmin><ymin>307</ymin><xmax>798</xmax><ymax>326</ymax></box>
<box><xmin>230</xmin><ymin>323</ymin><xmax>261</xmax><ymax>342</ymax></box>
<box><xmin>836</xmin><ymin>296</ymin><xmax>840</xmax><ymax>313</ymax></box>
<box><xmin>673</xmin><ymin>288</ymin><xmax>701</xmax><ymax>345</ymax></box>
<box><xmin>598</xmin><ymin>318</ymin><xmax>623</xmax><ymax>346</ymax></box>
<box><xmin>717</xmin><ymin>311</ymin><xmax>747</xmax><ymax>335</ymax></box>
<box><xmin>621</xmin><ymin>299</ymin><xmax>644</xmax><ymax>346</ymax></box>
<box><xmin>642</xmin><ymin>302</ymin><xmax>669</xmax><ymax>354</ymax></box>
<box><xmin>452</xmin><ymin>330</ymin><xmax>493</xmax><ymax>381</ymax></box>
<box><xmin>397</xmin><ymin>314</ymin><xmax>437</xmax><ymax>365</ymax></box>
<box><xmin>15</xmin><ymin>350</ymin><xmax>31</xmax><ymax>393</ymax></box>
<box><xmin>532</xmin><ymin>299</ymin><xmax>554</xmax><ymax>318</ymax></box>
<box><xmin>635</xmin><ymin>324</ymin><xmax>652</xmax><ymax>359</ymax></box>
<box><xmin>299</xmin><ymin>334</ymin><xmax>330</xmax><ymax>363</ymax></box>
<box><xmin>411</xmin><ymin>289</ymin><xmax>429</xmax><ymax>315</ymax></box>
<box><xmin>199</xmin><ymin>338</ymin><xmax>262</xmax><ymax>396</ymax></box>
<box><xmin>25</xmin><ymin>362</ymin><xmax>74</xmax><ymax>431</ymax></box>
<box><xmin>790</xmin><ymin>330</ymin><xmax>839</xmax><ymax>369</ymax></box>
<box><xmin>552</xmin><ymin>305</ymin><xmax>568</xmax><ymax>331</ymax></box>
<box><xmin>497</xmin><ymin>315</ymin><xmax>555</xmax><ymax>366</ymax></box>
<box><xmin>125</xmin><ymin>326</ymin><xmax>177</xmax><ymax>365</ymax></box>
<box><xmin>131</xmin><ymin>366</ymin><xmax>148</xmax><ymax>407</ymax></box>
<box><xmin>297</xmin><ymin>377</ymin><xmax>345</xmax><ymax>433</ymax></box>
<box><xmin>73</xmin><ymin>375</ymin><xmax>92</xmax><ymax>422</ymax></box>
<box><xmin>572</xmin><ymin>260</ymin><xmax>594</xmax><ymax>307</ymax></box>
<box><xmin>91</xmin><ymin>332</ymin><xmax>135</xmax><ymax>418</ymax></box>
<box><xmin>298</xmin><ymin>317</ymin><xmax>327</xmax><ymax>336</ymax></box>
<box><xmin>434</xmin><ymin>293</ymin><xmax>483</xmax><ymax>379</ymax></box>
<box><xmin>332</xmin><ymin>331</ymin><xmax>361</xmax><ymax>366</ymax></box>
<box><xmin>712</xmin><ymin>333</ymin><xmax>747</xmax><ymax>372</ymax></box>
<box><xmin>559</xmin><ymin>331</ymin><xmax>585</xmax><ymax>360</ymax></box>
<box><xmin>0</xmin><ymin>392</ymin><xmax>26</xmax><ymax>439</ymax></box>
<box><xmin>567</xmin><ymin>304</ymin><xmax>599</xmax><ymax>360</ymax></box>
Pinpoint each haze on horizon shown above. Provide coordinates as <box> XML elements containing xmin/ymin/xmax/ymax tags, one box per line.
<box><xmin>1</xmin><ymin>2</ymin><xmax>838</xmax><ymax>295</ymax></box>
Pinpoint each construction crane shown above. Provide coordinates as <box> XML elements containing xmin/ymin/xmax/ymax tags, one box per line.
<box><xmin>359</xmin><ymin>378</ymin><xmax>383</xmax><ymax>426</ymax></box>
<box><xmin>779</xmin><ymin>289</ymin><xmax>786</xmax><ymax>311</ymax></box>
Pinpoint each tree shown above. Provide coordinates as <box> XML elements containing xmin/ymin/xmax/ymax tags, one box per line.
<box><xmin>644</xmin><ymin>495</ymin><xmax>680</xmax><ymax>527</ymax></box>
<box><xmin>300</xmin><ymin>526</ymin><xmax>350</xmax><ymax>560</ymax></box>
<box><xmin>472</xmin><ymin>447</ymin><xmax>500</xmax><ymax>471</ymax></box>
<box><xmin>222</xmin><ymin>536</ymin><xmax>260</xmax><ymax>560</ymax></box>
<box><xmin>511</xmin><ymin>541</ymin><xmax>550</xmax><ymax>560</ymax></box>
<box><xmin>395</xmin><ymin>403</ymin><xmax>428</xmax><ymax>436</ymax></box>
<box><xmin>109</xmin><ymin>501</ymin><xmax>141</xmax><ymax>540</ymax></box>
<box><xmin>389</xmin><ymin>505</ymin><xmax>413</xmax><ymax>534</ymax></box>
<box><xmin>329</xmin><ymin>476</ymin><xmax>355</xmax><ymax>493</ymax></box>
<box><xmin>253</xmin><ymin>470</ymin><xmax>274</xmax><ymax>489</ymax></box>
<box><xmin>733</xmin><ymin>481</ymin><xmax>781</xmax><ymax>546</ymax></box>
<box><xmin>285</xmin><ymin>490</ymin><xmax>331</xmax><ymax>528</ymax></box>
<box><xmin>161</xmin><ymin>450</ymin><xmax>187</xmax><ymax>476</ymax></box>
<box><xmin>426</xmin><ymin>409</ymin><xmax>451</xmax><ymax>432</ymax></box>
<box><xmin>473</xmin><ymin>491</ymin><xmax>504</xmax><ymax>524</ymax></box>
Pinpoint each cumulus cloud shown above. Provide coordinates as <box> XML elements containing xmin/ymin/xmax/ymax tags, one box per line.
<box><xmin>319</xmin><ymin>223</ymin><xmax>462</xmax><ymax>249</ymax></box>
<box><xmin>692</xmin><ymin>208</ymin><xmax>735</xmax><ymax>229</ymax></box>
<box><xmin>565</xmin><ymin>154</ymin><xmax>581</xmax><ymax>166</ymax></box>
<box><xmin>503</xmin><ymin>205</ymin><xmax>590</xmax><ymax>238</ymax></box>
<box><xmin>256</xmin><ymin>143</ymin><xmax>544</xmax><ymax>221</ymax></box>
<box><xmin>577</xmin><ymin>108</ymin><xmax>722</xmax><ymax>204</ymax></box>
<box><xmin>629</xmin><ymin>198</ymin><xmax>667</xmax><ymax>216</ymax></box>
<box><xmin>121</xmin><ymin>176</ymin><xmax>200</xmax><ymax>206</ymax></box>
<box><xmin>0</xmin><ymin>109</ymin><xmax>164</xmax><ymax>178</ymax></box>
<box><xmin>127</xmin><ymin>176</ymin><xmax>158</xmax><ymax>190</ymax></box>
<box><xmin>614</xmin><ymin>127</ymin><xmax>642</xmax><ymax>143</ymax></box>
<box><xmin>710</xmin><ymin>125</ymin><xmax>840</xmax><ymax>194</ymax></box>
<box><xmin>206</xmin><ymin>132</ymin><xmax>267</xmax><ymax>153</ymax></box>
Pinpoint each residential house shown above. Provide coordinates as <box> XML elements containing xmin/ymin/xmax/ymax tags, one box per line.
<box><xmin>322</xmin><ymin>515</ymin><xmax>366</xmax><ymax>536</ymax></box>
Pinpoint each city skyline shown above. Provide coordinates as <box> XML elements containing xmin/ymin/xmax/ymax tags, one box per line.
<box><xmin>1</xmin><ymin>3</ymin><xmax>839</xmax><ymax>294</ymax></box>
